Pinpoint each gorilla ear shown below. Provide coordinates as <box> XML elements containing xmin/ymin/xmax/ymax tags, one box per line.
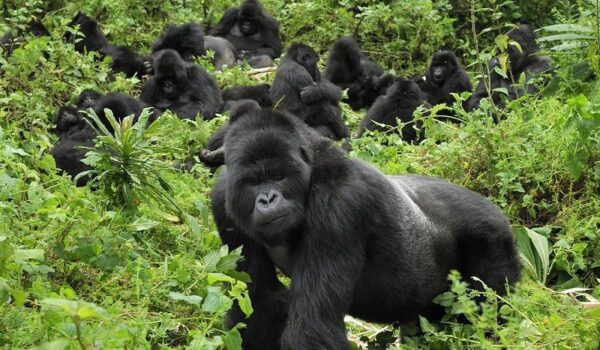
<box><xmin>230</xmin><ymin>99</ymin><xmax>261</xmax><ymax>124</ymax></box>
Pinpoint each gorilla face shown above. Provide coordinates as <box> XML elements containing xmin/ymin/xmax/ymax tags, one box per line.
<box><xmin>153</xmin><ymin>49</ymin><xmax>188</xmax><ymax>101</ymax></box>
<box><xmin>428</xmin><ymin>51</ymin><xmax>458</xmax><ymax>85</ymax></box>
<box><xmin>225</xmin><ymin>110</ymin><xmax>311</xmax><ymax>245</ymax></box>
<box><xmin>506</xmin><ymin>25</ymin><xmax>538</xmax><ymax>73</ymax></box>
<box><xmin>238</xmin><ymin>1</ymin><xmax>263</xmax><ymax>36</ymax></box>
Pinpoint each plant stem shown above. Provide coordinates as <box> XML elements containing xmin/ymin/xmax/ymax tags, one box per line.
<box><xmin>75</xmin><ymin>318</ymin><xmax>86</xmax><ymax>350</ymax></box>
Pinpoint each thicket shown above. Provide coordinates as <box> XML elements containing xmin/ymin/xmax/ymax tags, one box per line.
<box><xmin>0</xmin><ymin>0</ymin><xmax>599</xmax><ymax>349</ymax></box>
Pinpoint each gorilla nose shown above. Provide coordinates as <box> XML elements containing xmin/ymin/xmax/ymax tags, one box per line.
<box><xmin>256</xmin><ymin>190</ymin><xmax>282</xmax><ymax>212</ymax></box>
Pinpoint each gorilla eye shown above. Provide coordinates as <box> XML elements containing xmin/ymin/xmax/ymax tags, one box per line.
<box><xmin>272</xmin><ymin>173</ymin><xmax>285</xmax><ymax>181</ymax></box>
<box><xmin>443</xmin><ymin>61</ymin><xmax>448</xmax><ymax>65</ymax></box>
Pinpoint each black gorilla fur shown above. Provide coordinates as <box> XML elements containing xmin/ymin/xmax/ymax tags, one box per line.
<box><xmin>359</xmin><ymin>77</ymin><xmax>428</xmax><ymax>142</ymax></box>
<box><xmin>101</xmin><ymin>44</ymin><xmax>149</xmax><ymax>78</ymax></box>
<box><xmin>52</xmin><ymin>93</ymin><xmax>147</xmax><ymax>186</ymax></box>
<box><xmin>211</xmin><ymin>107</ymin><xmax>521</xmax><ymax>349</ymax></box>
<box><xmin>223</xmin><ymin>83</ymin><xmax>272</xmax><ymax>108</ymax></box>
<box><xmin>151</xmin><ymin>23</ymin><xmax>205</xmax><ymax>62</ymax></box>
<box><xmin>141</xmin><ymin>49</ymin><xmax>223</xmax><ymax>120</ymax></box>
<box><xmin>324</xmin><ymin>37</ymin><xmax>392</xmax><ymax>110</ymax></box>
<box><xmin>54</xmin><ymin>89</ymin><xmax>102</xmax><ymax>136</ymax></box>
<box><xmin>1</xmin><ymin>20</ymin><xmax>50</xmax><ymax>56</ymax></box>
<box><xmin>270</xmin><ymin>43</ymin><xmax>349</xmax><ymax>140</ymax></box>
<box><xmin>64</xmin><ymin>12</ymin><xmax>108</xmax><ymax>53</ymax></box>
<box><xmin>418</xmin><ymin>50</ymin><xmax>472</xmax><ymax>113</ymax></box>
<box><xmin>467</xmin><ymin>24</ymin><xmax>552</xmax><ymax>112</ymax></box>
<box><xmin>211</xmin><ymin>0</ymin><xmax>282</xmax><ymax>67</ymax></box>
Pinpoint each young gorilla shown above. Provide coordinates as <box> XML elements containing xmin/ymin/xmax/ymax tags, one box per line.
<box><xmin>141</xmin><ymin>49</ymin><xmax>223</xmax><ymax>120</ymax></box>
<box><xmin>467</xmin><ymin>24</ymin><xmax>552</xmax><ymax>112</ymax></box>
<box><xmin>359</xmin><ymin>77</ymin><xmax>429</xmax><ymax>142</ymax></box>
<box><xmin>52</xmin><ymin>93</ymin><xmax>147</xmax><ymax>186</ymax></box>
<box><xmin>211</xmin><ymin>106</ymin><xmax>521</xmax><ymax>350</ymax></box>
<box><xmin>211</xmin><ymin>0</ymin><xmax>282</xmax><ymax>68</ymax></box>
<box><xmin>271</xmin><ymin>43</ymin><xmax>349</xmax><ymax>140</ymax></box>
<box><xmin>151</xmin><ymin>23</ymin><xmax>205</xmax><ymax>62</ymax></box>
<box><xmin>417</xmin><ymin>50</ymin><xmax>472</xmax><ymax>114</ymax></box>
<box><xmin>54</xmin><ymin>89</ymin><xmax>103</xmax><ymax>137</ymax></box>
<box><xmin>64</xmin><ymin>12</ymin><xmax>108</xmax><ymax>53</ymax></box>
<box><xmin>324</xmin><ymin>37</ymin><xmax>393</xmax><ymax>110</ymax></box>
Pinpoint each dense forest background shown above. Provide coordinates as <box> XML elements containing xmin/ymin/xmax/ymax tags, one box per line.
<box><xmin>0</xmin><ymin>0</ymin><xmax>599</xmax><ymax>349</ymax></box>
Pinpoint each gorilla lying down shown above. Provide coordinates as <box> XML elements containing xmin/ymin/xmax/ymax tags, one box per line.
<box><xmin>211</xmin><ymin>103</ymin><xmax>521</xmax><ymax>349</ymax></box>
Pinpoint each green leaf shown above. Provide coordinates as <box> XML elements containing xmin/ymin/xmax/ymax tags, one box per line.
<box><xmin>202</xmin><ymin>286</ymin><xmax>232</xmax><ymax>313</ymax></box>
<box><xmin>30</xmin><ymin>339</ymin><xmax>70</xmax><ymax>350</ymax></box>
<box><xmin>14</xmin><ymin>249</ymin><xmax>45</xmax><ymax>262</ymax></box>
<box><xmin>130</xmin><ymin>217</ymin><xmax>159</xmax><ymax>231</ymax></box>
<box><xmin>222</xmin><ymin>328</ymin><xmax>243</xmax><ymax>350</ymax></box>
<box><xmin>168</xmin><ymin>291</ymin><xmax>203</xmax><ymax>305</ymax></box>
<box><xmin>419</xmin><ymin>316</ymin><xmax>436</xmax><ymax>334</ymax></box>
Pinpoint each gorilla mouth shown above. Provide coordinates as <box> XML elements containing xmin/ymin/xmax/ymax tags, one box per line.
<box><xmin>262</xmin><ymin>213</ymin><xmax>289</xmax><ymax>226</ymax></box>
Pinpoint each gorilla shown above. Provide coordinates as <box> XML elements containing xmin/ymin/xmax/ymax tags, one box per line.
<box><xmin>199</xmin><ymin>100</ymin><xmax>260</xmax><ymax>170</ymax></box>
<box><xmin>205</xmin><ymin>35</ymin><xmax>237</xmax><ymax>69</ymax></box>
<box><xmin>64</xmin><ymin>12</ymin><xmax>107</xmax><ymax>53</ymax></box>
<box><xmin>467</xmin><ymin>24</ymin><xmax>552</xmax><ymax>112</ymax></box>
<box><xmin>324</xmin><ymin>37</ymin><xmax>392</xmax><ymax>110</ymax></box>
<box><xmin>54</xmin><ymin>89</ymin><xmax>102</xmax><ymax>137</ymax></box>
<box><xmin>223</xmin><ymin>83</ymin><xmax>272</xmax><ymax>108</ymax></box>
<box><xmin>1</xmin><ymin>20</ymin><xmax>50</xmax><ymax>55</ymax></box>
<box><xmin>271</xmin><ymin>43</ymin><xmax>349</xmax><ymax>140</ymax></box>
<box><xmin>418</xmin><ymin>50</ymin><xmax>472</xmax><ymax>113</ymax></box>
<box><xmin>101</xmin><ymin>44</ymin><xmax>149</xmax><ymax>78</ymax></box>
<box><xmin>151</xmin><ymin>23</ymin><xmax>205</xmax><ymax>62</ymax></box>
<box><xmin>141</xmin><ymin>49</ymin><xmax>223</xmax><ymax>120</ymax></box>
<box><xmin>210</xmin><ymin>106</ymin><xmax>521</xmax><ymax>350</ymax></box>
<box><xmin>52</xmin><ymin>93</ymin><xmax>147</xmax><ymax>185</ymax></box>
<box><xmin>359</xmin><ymin>77</ymin><xmax>429</xmax><ymax>143</ymax></box>
<box><xmin>211</xmin><ymin>0</ymin><xmax>282</xmax><ymax>68</ymax></box>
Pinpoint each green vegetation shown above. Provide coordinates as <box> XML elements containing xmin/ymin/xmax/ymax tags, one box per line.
<box><xmin>1</xmin><ymin>0</ymin><xmax>599</xmax><ymax>349</ymax></box>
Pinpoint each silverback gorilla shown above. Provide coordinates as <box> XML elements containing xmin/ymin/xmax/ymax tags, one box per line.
<box><xmin>211</xmin><ymin>104</ymin><xmax>521</xmax><ymax>349</ymax></box>
<box><xmin>211</xmin><ymin>0</ymin><xmax>282</xmax><ymax>68</ymax></box>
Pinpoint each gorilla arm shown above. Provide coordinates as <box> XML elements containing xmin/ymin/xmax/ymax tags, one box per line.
<box><xmin>254</xmin><ymin>15</ymin><xmax>282</xmax><ymax>58</ymax></box>
<box><xmin>300</xmin><ymin>80</ymin><xmax>343</xmax><ymax>105</ymax></box>
<box><xmin>281</xmin><ymin>182</ymin><xmax>367</xmax><ymax>350</ymax></box>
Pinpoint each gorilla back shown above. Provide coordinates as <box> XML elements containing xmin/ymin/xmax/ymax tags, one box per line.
<box><xmin>211</xmin><ymin>108</ymin><xmax>521</xmax><ymax>349</ymax></box>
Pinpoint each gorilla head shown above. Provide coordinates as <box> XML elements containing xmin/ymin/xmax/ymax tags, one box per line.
<box><xmin>224</xmin><ymin>109</ymin><xmax>311</xmax><ymax>245</ymax></box>
<box><xmin>507</xmin><ymin>24</ymin><xmax>539</xmax><ymax>73</ymax></box>
<box><xmin>238</xmin><ymin>0</ymin><xmax>264</xmax><ymax>36</ymax></box>
<box><xmin>426</xmin><ymin>50</ymin><xmax>460</xmax><ymax>86</ymax></box>
<box><xmin>152</xmin><ymin>49</ymin><xmax>188</xmax><ymax>102</ymax></box>
<box><xmin>286</xmin><ymin>42</ymin><xmax>320</xmax><ymax>81</ymax></box>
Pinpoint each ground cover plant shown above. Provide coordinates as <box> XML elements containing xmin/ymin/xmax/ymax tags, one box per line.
<box><xmin>0</xmin><ymin>0</ymin><xmax>599</xmax><ymax>349</ymax></box>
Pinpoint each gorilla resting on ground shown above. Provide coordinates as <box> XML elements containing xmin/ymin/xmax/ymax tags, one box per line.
<box><xmin>151</xmin><ymin>23</ymin><xmax>205</xmax><ymax>62</ymax></box>
<box><xmin>211</xmin><ymin>0</ymin><xmax>282</xmax><ymax>68</ymax></box>
<box><xmin>1</xmin><ymin>20</ymin><xmax>50</xmax><ymax>56</ymax></box>
<box><xmin>324</xmin><ymin>37</ymin><xmax>393</xmax><ymax>110</ymax></box>
<box><xmin>53</xmin><ymin>89</ymin><xmax>103</xmax><ymax>136</ymax></box>
<box><xmin>271</xmin><ymin>43</ymin><xmax>349</xmax><ymax>140</ymax></box>
<box><xmin>417</xmin><ymin>50</ymin><xmax>472</xmax><ymax>115</ymax></box>
<box><xmin>141</xmin><ymin>49</ymin><xmax>223</xmax><ymax>120</ymax></box>
<box><xmin>467</xmin><ymin>24</ymin><xmax>552</xmax><ymax>112</ymax></box>
<box><xmin>223</xmin><ymin>83</ymin><xmax>272</xmax><ymax>108</ymax></box>
<box><xmin>211</xmin><ymin>105</ymin><xmax>521</xmax><ymax>350</ymax></box>
<box><xmin>359</xmin><ymin>77</ymin><xmax>429</xmax><ymax>142</ymax></box>
<box><xmin>64</xmin><ymin>12</ymin><xmax>107</xmax><ymax>53</ymax></box>
<box><xmin>204</xmin><ymin>35</ymin><xmax>237</xmax><ymax>69</ymax></box>
<box><xmin>101</xmin><ymin>44</ymin><xmax>150</xmax><ymax>78</ymax></box>
<box><xmin>52</xmin><ymin>93</ymin><xmax>147</xmax><ymax>185</ymax></box>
